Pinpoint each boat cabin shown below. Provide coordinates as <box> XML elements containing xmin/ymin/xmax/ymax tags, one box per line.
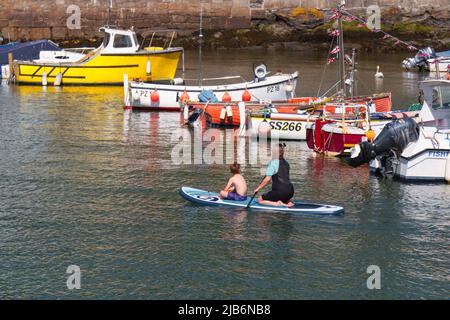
<box><xmin>419</xmin><ymin>80</ymin><xmax>450</xmax><ymax>127</ymax></box>
<box><xmin>100</xmin><ymin>27</ymin><xmax>140</xmax><ymax>54</ymax></box>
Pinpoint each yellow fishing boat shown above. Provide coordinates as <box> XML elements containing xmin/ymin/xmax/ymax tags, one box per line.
<box><xmin>13</xmin><ymin>27</ymin><xmax>183</xmax><ymax>86</ymax></box>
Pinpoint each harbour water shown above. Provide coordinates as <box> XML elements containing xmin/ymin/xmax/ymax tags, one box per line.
<box><xmin>0</xmin><ymin>51</ymin><xmax>449</xmax><ymax>299</ymax></box>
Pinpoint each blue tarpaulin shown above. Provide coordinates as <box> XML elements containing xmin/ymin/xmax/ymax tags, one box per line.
<box><xmin>0</xmin><ymin>40</ymin><xmax>60</xmax><ymax>66</ymax></box>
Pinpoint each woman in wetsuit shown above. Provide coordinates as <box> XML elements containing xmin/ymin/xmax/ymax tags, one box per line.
<box><xmin>254</xmin><ymin>143</ymin><xmax>295</xmax><ymax>207</ymax></box>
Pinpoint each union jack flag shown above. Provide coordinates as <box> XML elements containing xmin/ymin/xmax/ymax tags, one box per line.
<box><xmin>329</xmin><ymin>29</ymin><xmax>340</xmax><ymax>37</ymax></box>
<box><xmin>327</xmin><ymin>57</ymin><xmax>336</xmax><ymax>65</ymax></box>
<box><xmin>344</xmin><ymin>15</ymin><xmax>356</xmax><ymax>22</ymax></box>
<box><xmin>330</xmin><ymin>46</ymin><xmax>341</xmax><ymax>55</ymax></box>
<box><xmin>330</xmin><ymin>10</ymin><xmax>341</xmax><ymax>20</ymax></box>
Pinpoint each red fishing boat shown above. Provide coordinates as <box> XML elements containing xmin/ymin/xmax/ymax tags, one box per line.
<box><xmin>305</xmin><ymin>103</ymin><xmax>419</xmax><ymax>156</ymax></box>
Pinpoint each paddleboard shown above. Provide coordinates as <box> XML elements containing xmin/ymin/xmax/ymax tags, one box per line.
<box><xmin>179</xmin><ymin>187</ymin><xmax>344</xmax><ymax>216</ymax></box>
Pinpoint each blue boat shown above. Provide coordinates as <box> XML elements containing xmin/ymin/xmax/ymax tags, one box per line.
<box><xmin>0</xmin><ymin>40</ymin><xmax>61</xmax><ymax>78</ymax></box>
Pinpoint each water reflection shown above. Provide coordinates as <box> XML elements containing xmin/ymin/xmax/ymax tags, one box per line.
<box><xmin>1</xmin><ymin>51</ymin><xmax>449</xmax><ymax>299</ymax></box>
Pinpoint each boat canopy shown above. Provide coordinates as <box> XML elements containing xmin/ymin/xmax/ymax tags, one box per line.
<box><xmin>0</xmin><ymin>40</ymin><xmax>60</xmax><ymax>65</ymax></box>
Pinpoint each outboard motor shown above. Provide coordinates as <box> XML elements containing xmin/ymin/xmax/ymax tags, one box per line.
<box><xmin>346</xmin><ymin>117</ymin><xmax>420</xmax><ymax>169</ymax></box>
<box><xmin>402</xmin><ymin>47</ymin><xmax>436</xmax><ymax>71</ymax></box>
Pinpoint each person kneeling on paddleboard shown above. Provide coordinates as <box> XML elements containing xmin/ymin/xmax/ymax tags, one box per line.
<box><xmin>254</xmin><ymin>143</ymin><xmax>295</xmax><ymax>208</ymax></box>
<box><xmin>220</xmin><ymin>162</ymin><xmax>248</xmax><ymax>201</ymax></box>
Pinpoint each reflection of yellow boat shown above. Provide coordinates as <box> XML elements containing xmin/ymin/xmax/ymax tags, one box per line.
<box><xmin>13</xmin><ymin>27</ymin><xmax>183</xmax><ymax>86</ymax></box>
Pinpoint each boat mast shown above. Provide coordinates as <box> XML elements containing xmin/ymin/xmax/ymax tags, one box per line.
<box><xmin>350</xmin><ymin>48</ymin><xmax>356</xmax><ymax>100</ymax></box>
<box><xmin>338</xmin><ymin>0</ymin><xmax>346</xmax><ymax>99</ymax></box>
<box><xmin>198</xmin><ymin>5</ymin><xmax>204</xmax><ymax>87</ymax></box>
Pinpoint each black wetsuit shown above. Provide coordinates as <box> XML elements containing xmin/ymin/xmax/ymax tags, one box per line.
<box><xmin>262</xmin><ymin>158</ymin><xmax>294</xmax><ymax>204</ymax></box>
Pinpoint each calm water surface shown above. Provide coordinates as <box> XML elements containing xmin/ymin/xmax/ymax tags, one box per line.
<box><xmin>0</xmin><ymin>51</ymin><xmax>449</xmax><ymax>299</ymax></box>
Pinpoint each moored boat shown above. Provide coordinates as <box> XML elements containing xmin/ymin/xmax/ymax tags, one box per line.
<box><xmin>247</xmin><ymin>93</ymin><xmax>392</xmax><ymax>141</ymax></box>
<box><xmin>13</xmin><ymin>27</ymin><xmax>183</xmax><ymax>86</ymax></box>
<box><xmin>124</xmin><ymin>68</ymin><xmax>299</xmax><ymax>111</ymax></box>
<box><xmin>1</xmin><ymin>40</ymin><xmax>61</xmax><ymax>80</ymax></box>
<box><xmin>347</xmin><ymin>79</ymin><xmax>450</xmax><ymax>182</ymax></box>
<box><xmin>305</xmin><ymin>103</ymin><xmax>419</xmax><ymax>156</ymax></box>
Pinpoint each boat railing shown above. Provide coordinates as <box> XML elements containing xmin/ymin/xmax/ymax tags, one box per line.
<box><xmin>323</xmin><ymin>103</ymin><xmax>372</xmax><ymax>131</ymax></box>
<box><xmin>64</xmin><ymin>47</ymin><xmax>96</xmax><ymax>54</ymax></box>
<box><xmin>182</xmin><ymin>75</ymin><xmax>248</xmax><ymax>84</ymax></box>
<box><xmin>140</xmin><ymin>29</ymin><xmax>178</xmax><ymax>50</ymax></box>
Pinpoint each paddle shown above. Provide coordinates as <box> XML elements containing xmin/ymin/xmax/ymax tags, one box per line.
<box><xmin>246</xmin><ymin>177</ymin><xmax>265</xmax><ymax>209</ymax></box>
<box><xmin>246</xmin><ymin>191</ymin><xmax>258</xmax><ymax>209</ymax></box>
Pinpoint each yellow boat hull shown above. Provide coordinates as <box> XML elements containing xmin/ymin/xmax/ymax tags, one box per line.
<box><xmin>14</xmin><ymin>49</ymin><xmax>182</xmax><ymax>85</ymax></box>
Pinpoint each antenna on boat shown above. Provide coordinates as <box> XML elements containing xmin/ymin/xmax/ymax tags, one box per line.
<box><xmin>198</xmin><ymin>5</ymin><xmax>204</xmax><ymax>87</ymax></box>
<box><xmin>106</xmin><ymin>0</ymin><xmax>113</xmax><ymax>27</ymax></box>
<box><xmin>338</xmin><ymin>0</ymin><xmax>346</xmax><ymax>99</ymax></box>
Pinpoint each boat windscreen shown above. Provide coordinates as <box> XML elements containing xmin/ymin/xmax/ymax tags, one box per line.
<box><xmin>432</xmin><ymin>86</ymin><xmax>450</xmax><ymax>110</ymax></box>
<box><xmin>103</xmin><ymin>33</ymin><xmax>110</xmax><ymax>48</ymax></box>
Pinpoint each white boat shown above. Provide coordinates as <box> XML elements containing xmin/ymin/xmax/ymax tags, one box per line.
<box><xmin>428</xmin><ymin>57</ymin><xmax>450</xmax><ymax>73</ymax></box>
<box><xmin>248</xmin><ymin>108</ymin><xmax>315</xmax><ymax>141</ymax></box>
<box><xmin>348</xmin><ymin>79</ymin><xmax>450</xmax><ymax>182</ymax></box>
<box><xmin>124</xmin><ymin>66</ymin><xmax>299</xmax><ymax>111</ymax></box>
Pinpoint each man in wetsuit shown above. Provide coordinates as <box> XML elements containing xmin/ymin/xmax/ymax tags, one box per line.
<box><xmin>254</xmin><ymin>143</ymin><xmax>295</xmax><ymax>207</ymax></box>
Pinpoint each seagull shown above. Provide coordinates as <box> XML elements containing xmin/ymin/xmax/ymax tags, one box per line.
<box><xmin>375</xmin><ymin>65</ymin><xmax>384</xmax><ymax>78</ymax></box>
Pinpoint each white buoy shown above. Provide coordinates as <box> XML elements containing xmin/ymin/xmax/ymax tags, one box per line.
<box><xmin>146</xmin><ymin>59</ymin><xmax>151</xmax><ymax>75</ymax></box>
<box><xmin>445</xmin><ymin>154</ymin><xmax>450</xmax><ymax>183</ymax></box>
<box><xmin>220</xmin><ymin>107</ymin><xmax>227</xmax><ymax>120</ymax></box>
<box><xmin>238</xmin><ymin>102</ymin><xmax>246</xmax><ymax>137</ymax></box>
<box><xmin>183</xmin><ymin>104</ymin><xmax>189</xmax><ymax>122</ymax></box>
<box><xmin>123</xmin><ymin>74</ymin><xmax>129</xmax><ymax>107</ymax></box>
<box><xmin>226</xmin><ymin>105</ymin><xmax>233</xmax><ymax>118</ymax></box>
<box><xmin>375</xmin><ymin>65</ymin><xmax>384</xmax><ymax>78</ymax></box>
<box><xmin>54</xmin><ymin>73</ymin><xmax>62</xmax><ymax>86</ymax></box>
<box><xmin>42</xmin><ymin>72</ymin><xmax>48</xmax><ymax>86</ymax></box>
<box><xmin>258</xmin><ymin>120</ymin><xmax>271</xmax><ymax>136</ymax></box>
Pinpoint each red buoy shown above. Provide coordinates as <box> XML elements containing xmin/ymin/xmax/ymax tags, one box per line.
<box><xmin>222</xmin><ymin>92</ymin><xmax>231</xmax><ymax>102</ymax></box>
<box><xmin>242</xmin><ymin>90</ymin><xmax>251</xmax><ymax>102</ymax></box>
<box><xmin>180</xmin><ymin>91</ymin><xmax>190</xmax><ymax>103</ymax></box>
<box><xmin>151</xmin><ymin>90</ymin><xmax>160</xmax><ymax>103</ymax></box>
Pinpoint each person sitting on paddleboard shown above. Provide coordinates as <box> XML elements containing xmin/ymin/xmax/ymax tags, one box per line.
<box><xmin>220</xmin><ymin>162</ymin><xmax>248</xmax><ymax>201</ymax></box>
<box><xmin>254</xmin><ymin>143</ymin><xmax>294</xmax><ymax>208</ymax></box>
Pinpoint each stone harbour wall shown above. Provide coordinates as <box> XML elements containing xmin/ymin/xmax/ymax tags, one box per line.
<box><xmin>0</xmin><ymin>0</ymin><xmax>449</xmax><ymax>50</ymax></box>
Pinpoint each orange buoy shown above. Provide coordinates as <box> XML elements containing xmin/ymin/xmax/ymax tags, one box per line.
<box><xmin>242</xmin><ymin>90</ymin><xmax>251</xmax><ymax>102</ymax></box>
<box><xmin>151</xmin><ymin>90</ymin><xmax>160</xmax><ymax>103</ymax></box>
<box><xmin>222</xmin><ymin>92</ymin><xmax>231</xmax><ymax>102</ymax></box>
<box><xmin>180</xmin><ymin>91</ymin><xmax>190</xmax><ymax>103</ymax></box>
<box><xmin>325</xmin><ymin>104</ymin><xmax>336</xmax><ymax>114</ymax></box>
<box><xmin>366</xmin><ymin>129</ymin><xmax>375</xmax><ymax>142</ymax></box>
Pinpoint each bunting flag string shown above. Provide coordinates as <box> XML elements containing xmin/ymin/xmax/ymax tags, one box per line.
<box><xmin>328</xmin><ymin>8</ymin><xmax>418</xmax><ymax>51</ymax></box>
<box><xmin>328</xmin><ymin>29</ymin><xmax>340</xmax><ymax>37</ymax></box>
<box><xmin>330</xmin><ymin>46</ymin><xmax>341</xmax><ymax>55</ymax></box>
